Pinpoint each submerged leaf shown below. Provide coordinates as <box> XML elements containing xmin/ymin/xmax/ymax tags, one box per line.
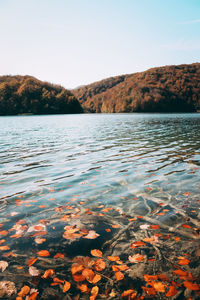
<box><xmin>83</xmin><ymin>230</ymin><xmax>100</xmax><ymax>239</ymax></box>
<box><xmin>183</xmin><ymin>281</ymin><xmax>199</xmax><ymax>290</ymax></box>
<box><xmin>91</xmin><ymin>249</ymin><xmax>102</xmax><ymax>257</ymax></box>
<box><xmin>115</xmin><ymin>271</ymin><xmax>124</xmax><ymax>281</ymax></box>
<box><xmin>166</xmin><ymin>286</ymin><xmax>178</xmax><ymax>297</ymax></box>
<box><xmin>18</xmin><ymin>285</ymin><xmax>30</xmax><ymax>297</ymax></box>
<box><xmin>41</xmin><ymin>269</ymin><xmax>54</xmax><ymax>279</ymax></box>
<box><xmin>0</xmin><ymin>261</ymin><xmax>8</xmax><ymax>272</ymax></box>
<box><xmin>63</xmin><ymin>281</ymin><xmax>71</xmax><ymax>292</ymax></box>
<box><xmin>37</xmin><ymin>250</ymin><xmax>50</xmax><ymax>257</ymax></box>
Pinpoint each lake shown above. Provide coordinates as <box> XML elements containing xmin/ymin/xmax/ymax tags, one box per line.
<box><xmin>0</xmin><ymin>113</ymin><xmax>199</xmax><ymax>299</ymax></box>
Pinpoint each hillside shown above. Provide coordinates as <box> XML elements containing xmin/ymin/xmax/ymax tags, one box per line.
<box><xmin>73</xmin><ymin>63</ymin><xmax>200</xmax><ymax>113</ymax></box>
<box><xmin>0</xmin><ymin>75</ymin><xmax>83</xmax><ymax>115</ymax></box>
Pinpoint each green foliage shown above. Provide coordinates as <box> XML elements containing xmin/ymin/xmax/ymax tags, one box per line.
<box><xmin>73</xmin><ymin>63</ymin><xmax>200</xmax><ymax>113</ymax></box>
<box><xmin>0</xmin><ymin>76</ymin><xmax>83</xmax><ymax>115</ymax></box>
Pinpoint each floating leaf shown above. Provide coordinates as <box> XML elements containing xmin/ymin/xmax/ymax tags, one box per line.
<box><xmin>91</xmin><ymin>249</ymin><xmax>102</xmax><ymax>257</ymax></box>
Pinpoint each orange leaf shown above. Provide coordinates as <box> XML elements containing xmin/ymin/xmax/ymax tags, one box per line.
<box><xmin>178</xmin><ymin>258</ymin><xmax>190</xmax><ymax>265</ymax></box>
<box><xmin>92</xmin><ymin>274</ymin><xmax>101</xmax><ymax>284</ymax></box>
<box><xmin>73</xmin><ymin>274</ymin><xmax>85</xmax><ymax>282</ymax></box>
<box><xmin>0</xmin><ymin>245</ymin><xmax>10</xmax><ymax>251</ymax></box>
<box><xmin>82</xmin><ymin>268</ymin><xmax>95</xmax><ymax>283</ymax></box>
<box><xmin>37</xmin><ymin>250</ymin><xmax>50</xmax><ymax>257</ymax></box>
<box><xmin>173</xmin><ymin>269</ymin><xmax>187</xmax><ymax>276</ymax></box>
<box><xmin>53</xmin><ymin>277</ymin><xmax>64</xmax><ymax>284</ymax></box>
<box><xmin>121</xmin><ymin>289</ymin><xmax>137</xmax><ymax>298</ymax></box>
<box><xmin>128</xmin><ymin>218</ymin><xmax>136</xmax><ymax>222</ymax></box>
<box><xmin>174</xmin><ymin>237</ymin><xmax>181</xmax><ymax>241</ymax></box>
<box><xmin>94</xmin><ymin>259</ymin><xmax>106</xmax><ymax>271</ymax></box>
<box><xmin>18</xmin><ymin>285</ymin><xmax>30</xmax><ymax>297</ymax></box>
<box><xmin>90</xmin><ymin>286</ymin><xmax>99</xmax><ymax>300</ymax></box>
<box><xmin>90</xmin><ymin>249</ymin><xmax>102</xmax><ymax>257</ymax></box>
<box><xmin>105</xmin><ymin>228</ymin><xmax>111</xmax><ymax>232</ymax></box>
<box><xmin>0</xmin><ymin>230</ymin><xmax>8</xmax><ymax>236</ymax></box>
<box><xmin>41</xmin><ymin>269</ymin><xmax>55</xmax><ymax>279</ymax></box>
<box><xmin>166</xmin><ymin>286</ymin><xmax>178</xmax><ymax>297</ymax></box>
<box><xmin>27</xmin><ymin>257</ymin><xmax>37</xmax><ymax>267</ymax></box>
<box><xmin>151</xmin><ymin>225</ymin><xmax>160</xmax><ymax>229</ymax></box>
<box><xmin>54</xmin><ymin>253</ymin><xmax>65</xmax><ymax>259</ymax></box>
<box><xmin>115</xmin><ymin>271</ymin><xmax>124</xmax><ymax>281</ymax></box>
<box><xmin>63</xmin><ymin>281</ymin><xmax>71</xmax><ymax>292</ymax></box>
<box><xmin>131</xmin><ymin>241</ymin><xmax>146</xmax><ymax>248</ymax></box>
<box><xmin>149</xmin><ymin>281</ymin><xmax>166</xmax><ymax>292</ymax></box>
<box><xmin>183</xmin><ymin>281</ymin><xmax>199</xmax><ymax>290</ymax></box>
<box><xmin>71</xmin><ymin>264</ymin><xmax>84</xmax><ymax>275</ymax></box>
<box><xmin>183</xmin><ymin>192</ymin><xmax>191</xmax><ymax>196</ymax></box>
<box><xmin>107</xmin><ymin>256</ymin><xmax>120</xmax><ymax>261</ymax></box>
<box><xmin>144</xmin><ymin>274</ymin><xmax>158</xmax><ymax>281</ymax></box>
<box><xmin>34</xmin><ymin>225</ymin><xmax>44</xmax><ymax>231</ymax></box>
<box><xmin>28</xmin><ymin>292</ymin><xmax>38</xmax><ymax>300</ymax></box>
<box><xmin>142</xmin><ymin>286</ymin><xmax>157</xmax><ymax>296</ymax></box>
<box><xmin>112</xmin><ymin>265</ymin><xmax>129</xmax><ymax>272</ymax></box>
<box><xmin>158</xmin><ymin>274</ymin><xmax>170</xmax><ymax>282</ymax></box>
<box><xmin>112</xmin><ymin>224</ymin><xmax>120</xmax><ymax>228</ymax></box>
<box><xmin>128</xmin><ymin>254</ymin><xmax>145</xmax><ymax>263</ymax></box>
<box><xmin>77</xmin><ymin>284</ymin><xmax>88</xmax><ymax>293</ymax></box>
<box><xmin>182</xmin><ymin>224</ymin><xmax>191</xmax><ymax>229</ymax></box>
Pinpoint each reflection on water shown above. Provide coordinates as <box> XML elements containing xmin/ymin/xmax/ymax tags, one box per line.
<box><xmin>0</xmin><ymin>113</ymin><xmax>199</xmax><ymax>299</ymax></box>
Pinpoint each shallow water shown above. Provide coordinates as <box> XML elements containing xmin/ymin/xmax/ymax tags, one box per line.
<box><xmin>0</xmin><ymin>113</ymin><xmax>199</xmax><ymax>299</ymax></box>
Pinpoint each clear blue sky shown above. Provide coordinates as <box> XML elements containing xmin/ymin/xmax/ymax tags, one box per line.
<box><xmin>0</xmin><ymin>0</ymin><xmax>200</xmax><ymax>88</ymax></box>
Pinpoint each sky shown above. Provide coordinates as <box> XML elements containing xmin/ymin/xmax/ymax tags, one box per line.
<box><xmin>0</xmin><ymin>0</ymin><xmax>200</xmax><ymax>89</ymax></box>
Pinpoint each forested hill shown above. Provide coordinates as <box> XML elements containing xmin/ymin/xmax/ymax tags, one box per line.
<box><xmin>0</xmin><ymin>75</ymin><xmax>83</xmax><ymax>115</ymax></box>
<box><xmin>73</xmin><ymin>63</ymin><xmax>200</xmax><ymax>113</ymax></box>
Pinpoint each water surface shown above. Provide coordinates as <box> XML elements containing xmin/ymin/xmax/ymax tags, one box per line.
<box><xmin>0</xmin><ymin>114</ymin><xmax>199</xmax><ymax>299</ymax></box>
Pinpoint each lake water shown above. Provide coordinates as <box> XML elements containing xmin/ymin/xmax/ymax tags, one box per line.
<box><xmin>0</xmin><ymin>113</ymin><xmax>199</xmax><ymax>299</ymax></box>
